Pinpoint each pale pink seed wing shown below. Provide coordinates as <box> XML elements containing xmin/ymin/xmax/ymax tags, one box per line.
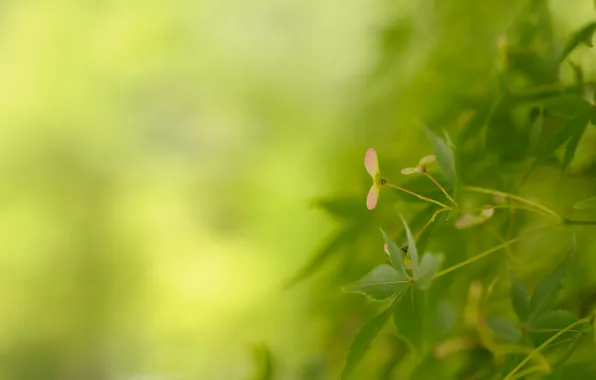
<box><xmin>366</xmin><ymin>185</ymin><xmax>379</xmax><ymax>210</ymax></box>
<box><xmin>365</xmin><ymin>148</ymin><xmax>379</xmax><ymax>178</ymax></box>
<box><xmin>383</xmin><ymin>243</ymin><xmax>389</xmax><ymax>255</ymax></box>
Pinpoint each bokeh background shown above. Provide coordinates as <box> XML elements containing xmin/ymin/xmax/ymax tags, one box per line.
<box><xmin>1</xmin><ymin>0</ymin><xmax>596</xmax><ymax>379</ymax></box>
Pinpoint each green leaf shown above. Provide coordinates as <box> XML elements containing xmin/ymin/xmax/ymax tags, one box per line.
<box><xmin>542</xmin><ymin>94</ymin><xmax>591</xmax><ymax>118</ymax></box>
<box><xmin>529</xmin><ymin>236</ymin><xmax>576</xmax><ymax>321</ymax></box>
<box><xmin>414</xmin><ymin>253</ymin><xmax>443</xmax><ymax>290</ymax></box>
<box><xmin>285</xmin><ymin>223</ymin><xmax>359</xmax><ymax>288</ymax></box>
<box><xmin>337</xmin><ymin>302</ymin><xmax>394</xmax><ymax>380</ymax></box>
<box><xmin>560</xmin><ymin>21</ymin><xmax>596</xmax><ymax>62</ymax></box>
<box><xmin>573</xmin><ymin>195</ymin><xmax>596</xmax><ymax>209</ymax></box>
<box><xmin>381</xmin><ymin>229</ymin><xmax>409</xmax><ymax>279</ymax></box>
<box><xmin>529</xmin><ymin>309</ymin><xmax>580</xmax><ymax>347</ymax></box>
<box><xmin>343</xmin><ymin>264</ymin><xmax>409</xmax><ymax>301</ymax></box>
<box><xmin>312</xmin><ymin>196</ymin><xmax>367</xmax><ymax>220</ymax></box>
<box><xmin>562</xmin><ymin>116</ymin><xmax>589</xmax><ymax>176</ymax></box>
<box><xmin>487</xmin><ymin>318</ymin><xmax>521</xmax><ymax>344</ymax></box>
<box><xmin>591</xmin><ymin>105</ymin><xmax>596</xmax><ymax>126</ymax></box>
<box><xmin>536</xmin><ymin>116</ymin><xmax>590</xmax><ymax>163</ymax></box>
<box><xmin>425</xmin><ymin>127</ymin><xmax>457</xmax><ymax>187</ymax></box>
<box><xmin>250</xmin><ymin>343</ymin><xmax>274</xmax><ymax>380</ymax></box>
<box><xmin>393</xmin><ymin>285</ymin><xmax>425</xmax><ymax>352</ymax></box>
<box><xmin>398</xmin><ymin>214</ymin><xmax>419</xmax><ymax>275</ymax></box>
<box><xmin>510</xmin><ymin>270</ymin><xmax>530</xmax><ymax>323</ymax></box>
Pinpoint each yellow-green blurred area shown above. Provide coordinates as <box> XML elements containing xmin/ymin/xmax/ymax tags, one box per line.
<box><xmin>2</xmin><ymin>0</ymin><xmax>596</xmax><ymax>379</ymax></box>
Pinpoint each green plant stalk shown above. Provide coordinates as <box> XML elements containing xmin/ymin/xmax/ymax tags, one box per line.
<box><xmin>416</xmin><ymin>208</ymin><xmax>449</xmax><ymax>239</ymax></box>
<box><xmin>433</xmin><ymin>225</ymin><xmax>563</xmax><ymax>279</ymax></box>
<box><xmin>462</xmin><ymin>186</ymin><xmax>563</xmax><ymax>221</ymax></box>
<box><xmin>424</xmin><ymin>172</ymin><xmax>458</xmax><ymax>207</ymax></box>
<box><xmin>385</xmin><ymin>183</ymin><xmax>450</xmax><ymax>209</ymax></box>
<box><xmin>502</xmin><ymin>315</ymin><xmax>592</xmax><ymax>380</ymax></box>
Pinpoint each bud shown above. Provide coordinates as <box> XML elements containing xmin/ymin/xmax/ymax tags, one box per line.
<box><xmin>418</xmin><ymin>155</ymin><xmax>437</xmax><ymax>166</ymax></box>
<box><xmin>401</xmin><ymin>167</ymin><xmax>420</xmax><ymax>175</ymax></box>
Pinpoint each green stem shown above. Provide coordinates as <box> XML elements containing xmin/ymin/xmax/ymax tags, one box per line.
<box><xmin>433</xmin><ymin>225</ymin><xmax>563</xmax><ymax>279</ymax></box>
<box><xmin>423</xmin><ymin>172</ymin><xmax>458</xmax><ymax>207</ymax></box>
<box><xmin>385</xmin><ymin>183</ymin><xmax>450</xmax><ymax>209</ymax></box>
<box><xmin>462</xmin><ymin>185</ymin><xmax>563</xmax><ymax>222</ymax></box>
<box><xmin>416</xmin><ymin>208</ymin><xmax>449</xmax><ymax>239</ymax></box>
<box><xmin>503</xmin><ymin>316</ymin><xmax>592</xmax><ymax>380</ymax></box>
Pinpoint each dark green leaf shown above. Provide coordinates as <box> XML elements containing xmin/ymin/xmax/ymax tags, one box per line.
<box><xmin>337</xmin><ymin>302</ymin><xmax>394</xmax><ymax>380</ymax></box>
<box><xmin>414</xmin><ymin>253</ymin><xmax>443</xmax><ymax>290</ymax></box>
<box><xmin>573</xmin><ymin>195</ymin><xmax>596</xmax><ymax>209</ymax></box>
<box><xmin>510</xmin><ymin>270</ymin><xmax>530</xmax><ymax>323</ymax></box>
<box><xmin>343</xmin><ymin>264</ymin><xmax>409</xmax><ymax>301</ymax></box>
<box><xmin>425</xmin><ymin>127</ymin><xmax>457</xmax><ymax>187</ymax></box>
<box><xmin>562</xmin><ymin>116</ymin><xmax>588</xmax><ymax>176</ymax></box>
<box><xmin>487</xmin><ymin>318</ymin><xmax>521</xmax><ymax>344</ymax></box>
<box><xmin>399</xmin><ymin>214</ymin><xmax>419</xmax><ymax>274</ymax></box>
<box><xmin>529</xmin><ymin>236</ymin><xmax>576</xmax><ymax>321</ymax></box>
<box><xmin>529</xmin><ymin>309</ymin><xmax>580</xmax><ymax>347</ymax></box>
<box><xmin>542</xmin><ymin>94</ymin><xmax>591</xmax><ymax>118</ymax></box>
<box><xmin>393</xmin><ymin>286</ymin><xmax>425</xmax><ymax>352</ymax></box>
<box><xmin>560</xmin><ymin>21</ymin><xmax>596</xmax><ymax>62</ymax></box>
<box><xmin>381</xmin><ymin>229</ymin><xmax>409</xmax><ymax>279</ymax></box>
<box><xmin>591</xmin><ymin>105</ymin><xmax>596</xmax><ymax>126</ymax></box>
<box><xmin>536</xmin><ymin>116</ymin><xmax>590</xmax><ymax>163</ymax></box>
<box><xmin>528</xmin><ymin>106</ymin><xmax>544</xmax><ymax>152</ymax></box>
<box><xmin>285</xmin><ymin>224</ymin><xmax>359</xmax><ymax>288</ymax></box>
<box><xmin>568</xmin><ymin>61</ymin><xmax>584</xmax><ymax>94</ymax></box>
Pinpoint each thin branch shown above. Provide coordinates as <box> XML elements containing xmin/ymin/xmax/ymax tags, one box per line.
<box><xmin>424</xmin><ymin>172</ymin><xmax>458</xmax><ymax>207</ymax></box>
<box><xmin>385</xmin><ymin>183</ymin><xmax>450</xmax><ymax>209</ymax></box>
<box><xmin>462</xmin><ymin>185</ymin><xmax>562</xmax><ymax>221</ymax></box>
<box><xmin>503</xmin><ymin>316</ymin><xmax>592</xmax><ymax>380</ymax></box>
<box><xmin>433</xmin><ymin>225</ymin><xmax>563</xmax><ymax>279</ymax></box>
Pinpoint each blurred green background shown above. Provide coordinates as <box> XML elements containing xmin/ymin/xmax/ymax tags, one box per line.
<box><xmin>1</xmin><ymin>0</ymin><xmax>596</xmax><ymax>379</ymax></box>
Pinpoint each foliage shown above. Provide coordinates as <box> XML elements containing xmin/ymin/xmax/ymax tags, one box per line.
<box><xmin>288</xmin><ymin>3</ymin><xmax>596</xmax><ymax>379</ymax></box>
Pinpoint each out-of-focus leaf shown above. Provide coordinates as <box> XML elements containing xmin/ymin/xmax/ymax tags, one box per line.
<box><xmin>528</xmin><ymin>309</ymin><xmax>580</xmax><ymax>347</ymax></box>
<box><xmin>562</xmin><ymin>116</ymin><xmax>589</xmax><ymax>176</ymax></box>
<box><xmin>399</xmin><ymin>214</ymin><xmax>419</xmax><ymax>275</ymax></box>
<box><xmin>393</xmin><ymin>286</ymin><xmax>425</xmax><ymax>352</ymax></box>
<box><xmin>285</xmin><ymin>223</ymin><xmax>359</xmax><ymax>287</ymax></box>
<box><xmin>487</xmin><ymin>318</ymin><xmax>521</xmax><ymax>344</ymax></box>
<box><xmin>536</xmin><ymin>116</ymin><xmax>590</xmax><ymax>163</ymax></box>
<box><xmin>529</xmin><ymin>236</ymin><xmax>575</xmax><ymax>321</ymax></box>
<box><xmin>337</xmin><ymin>302</ymin><xmax>394</xmax><ymax>380</ymax></box>
<box><xmin>568</xmin><ymin>61</ymin><xmax>584</xmax><ymax>94</ymax></box>
<box><xmin>343</xmin><ymin>264</ymin><xmax>409</xmax><ymax>301</ymax></box>
<box><xmin>415</xmin><ymin>253</ymin><xmax>443</xmax><ymax>290</ymax></box>
<box><xmin>458</xmin><ymin>100</ymin><xmax>499</xmax><ymax>144</ymax></box>
<box><xmin>381</xmin><ymin>229</ymin><xmax>409</xmax><ymax>279</ymax></box>
<box><xmin>573</xmin><ymin>195</ymin><xmax>596</xmax><ymax>209</ymax></box>
<box><xmin>454</xmin><ymin>208</ymin><xmax>494</xmax><ymax>229</ymax></box>
<box><xmin>250</xmin><ymin>343</ymin><xmax>274</xmax><ymax>380</ymax></box>
<box><xmin>542</xmin><ymin>94</ymin><xmax>591</xmax><ymax>118</ymax></box>
<box><xmin>528</xmin><ymin>106</ymin><xmax>544</xmax><ymax>152</ymax></box>
<box><xmin>560</xmin><ymin>21</ymin><xmax>596</xmax><ymax>62</ymax></box>
<box><xmin>591</xmin><ymin>105</ymin><xmax>596</xmax><ymax>126</ymax></box>
<box><xmin>510</xmin><ymin>270</ymin><xmax>530</xmax><ymax>323</ymax></box>
<box><xmin>312</xmin><ymin>196</ymin><xmax>367</xmax><ymax>220</ymax></box>
<box><xmin>425</xmin><ymin>127</ymin><xmax>458</xmax><ymax>189</ymax></box>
